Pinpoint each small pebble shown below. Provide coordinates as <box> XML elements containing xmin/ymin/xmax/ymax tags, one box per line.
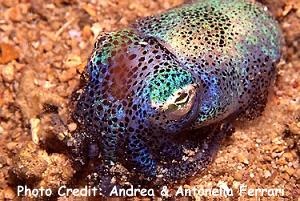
<box><xmin>255</xmin><ymin>138</ymin><xmax>262</xmax><ymax>143</ymax></box>
<box><xmin>82</xmin><ymin>25</ymin><xmax>92</xmax><ymax>39</ymax></box>
<box><xmin>6</xmin><ymin>6</ymin><xmax>23</xmax><ymax>22</ymax></box>
<box><xmin>1</xmin><ymin>63</ymin><xmax>15</xmax><ymax>82</ymax></box>
<box><xmin>30</xmin><ymin>118</ymin><xmax>41</xmax><ymax>145</ymax></box>
<box><xmin>0</xmin><ymin>190</ymin><xmax>4</xmax><ymax>200</ymax></box>
<box><xmin>285</xmin><ymin>167</ymin><xmax>295</xmax><ymax>176</ymax></box>
<box><xmin>232</xmin><ymin>181</ymin><xmax>240</xmax><ymax>189</ymax></box>
<box><xmin>278</xmin><ymin>156</ymin><xmax>288</xmax><ymax>165</ymax></box>
<box><xmin>59</xmin><ymin>67</ymin><xmax>77</xmax><ymax>82</ymax></box>
<box><xmin>296</xmin><ymin>9</ymin><xmax>300</xmax><ymax>18</ymax></box>
<box><xmin>264</xmin><ymin>170</ymin><xmax>272</xmax><ymax>178</ymax></box>
<box><xmin>282</xmin><ymin>4</ymin><xmax>293</xmax><ymax>16</ymax></box>
<box><xmin>67</xmin><ymin>123</ymin><xmax>77</xmax><ymax>132</ymax></box>
<box><xmin>64</xmin><ymin>54</ymin><xmax>82</xmax><ymax>69</ymax></box>
<box><xmin>82</xmin><ymin>3</ymin><xmax>97</xmax><ymax>17</ymax></box>
<box><xmin>128</xmin><ymin>3</ymin><xmax>137</xmax><ymax>10</ymax></box>
<box><xmin>0</xmin><ymin>156</ymin><xmax>7</xmax><ymax>166</ymax></box>
<box><xmin>0</xmin><ymin>43</ymin><xmax>19</xmax><ymax>64</ymax></box>
<box><xmin>281</xmin><ymin>173</ymin><xmax>290</xmax><ymax>181</ymax></box>
<box><xmin>234</xmin><ymin>172</ymin><xmax>243</xmax><ymax>181</ymax></box>
<box><xmin>237</xmin><ymin>153</ymin><xmax>249</xmax><ymax>165</ymax></box>
<box><xmin>6</xmin><ymin>142</ymin><xmax>18</xmax><ymax>151</ymax></box>
<box><xmin>2</xmin><ymin>0</ymin><xmax>19</xmax><ymax>7</ymax></box>
<box><xmin>3</xmin><ymin>187</ymin><xmax>15</xmax><ymax>200</ymax></box>
<box><xmin>283</xmin><ymin>152</ymin><xmax>295</xmax><ymax>162</ymax></box>
<box><xmin>68</xmin><ymin>29</ymin><xmax>81</xmax><ymax>38</ymax></box>
<box><xmin>295</xmin><ymin>169</ymin><xmax>300</xmax><ymax>178</ymax></box>
<box><xmin>289</xmin><ymin>122</ymin><xmax>300</xmax><ymax>134</ymax></box>
<box><xmin>91</xmin><ymin>23</ymin><xmax>103</xmax><ymax>37</ymax></box>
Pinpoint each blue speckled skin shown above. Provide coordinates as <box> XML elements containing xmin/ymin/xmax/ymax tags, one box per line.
<box><xmin>68</xmin><ymin>0</ymin><xmax>281</xmax><ymax>190</ymax></box>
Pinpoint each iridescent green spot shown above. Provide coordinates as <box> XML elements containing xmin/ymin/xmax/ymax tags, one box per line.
<box><xmin>149</xmin><ymin>70</ymin><xmax>193</xmax><ymax>104</ymax></box>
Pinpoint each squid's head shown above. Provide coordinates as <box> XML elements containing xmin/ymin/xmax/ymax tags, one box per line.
<box><xmin>73</xmin><ymin>30</ymin><xmax>201</xmax><ymax>136</ymax></box>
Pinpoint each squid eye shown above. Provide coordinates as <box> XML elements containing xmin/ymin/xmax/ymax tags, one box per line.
<box><xmin>174</xmin><ymin>92</ymin><xmax>189</xmax><ymax>105</ymax></box>
<box><xmin>152</xmin><ymin>84</ymin><xmax>197</xmax><ymax>121</ymax></box>
<box><xmin>165</xmin><ymin>92</ymin><xmax>190</xmax><ymax>112</ymax></box>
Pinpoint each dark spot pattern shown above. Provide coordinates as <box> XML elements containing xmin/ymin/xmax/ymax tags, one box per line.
<box><xmin>68</xmin><ymin>0</ymin><xmax>282</xmax><ymax>191</ymax></box>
